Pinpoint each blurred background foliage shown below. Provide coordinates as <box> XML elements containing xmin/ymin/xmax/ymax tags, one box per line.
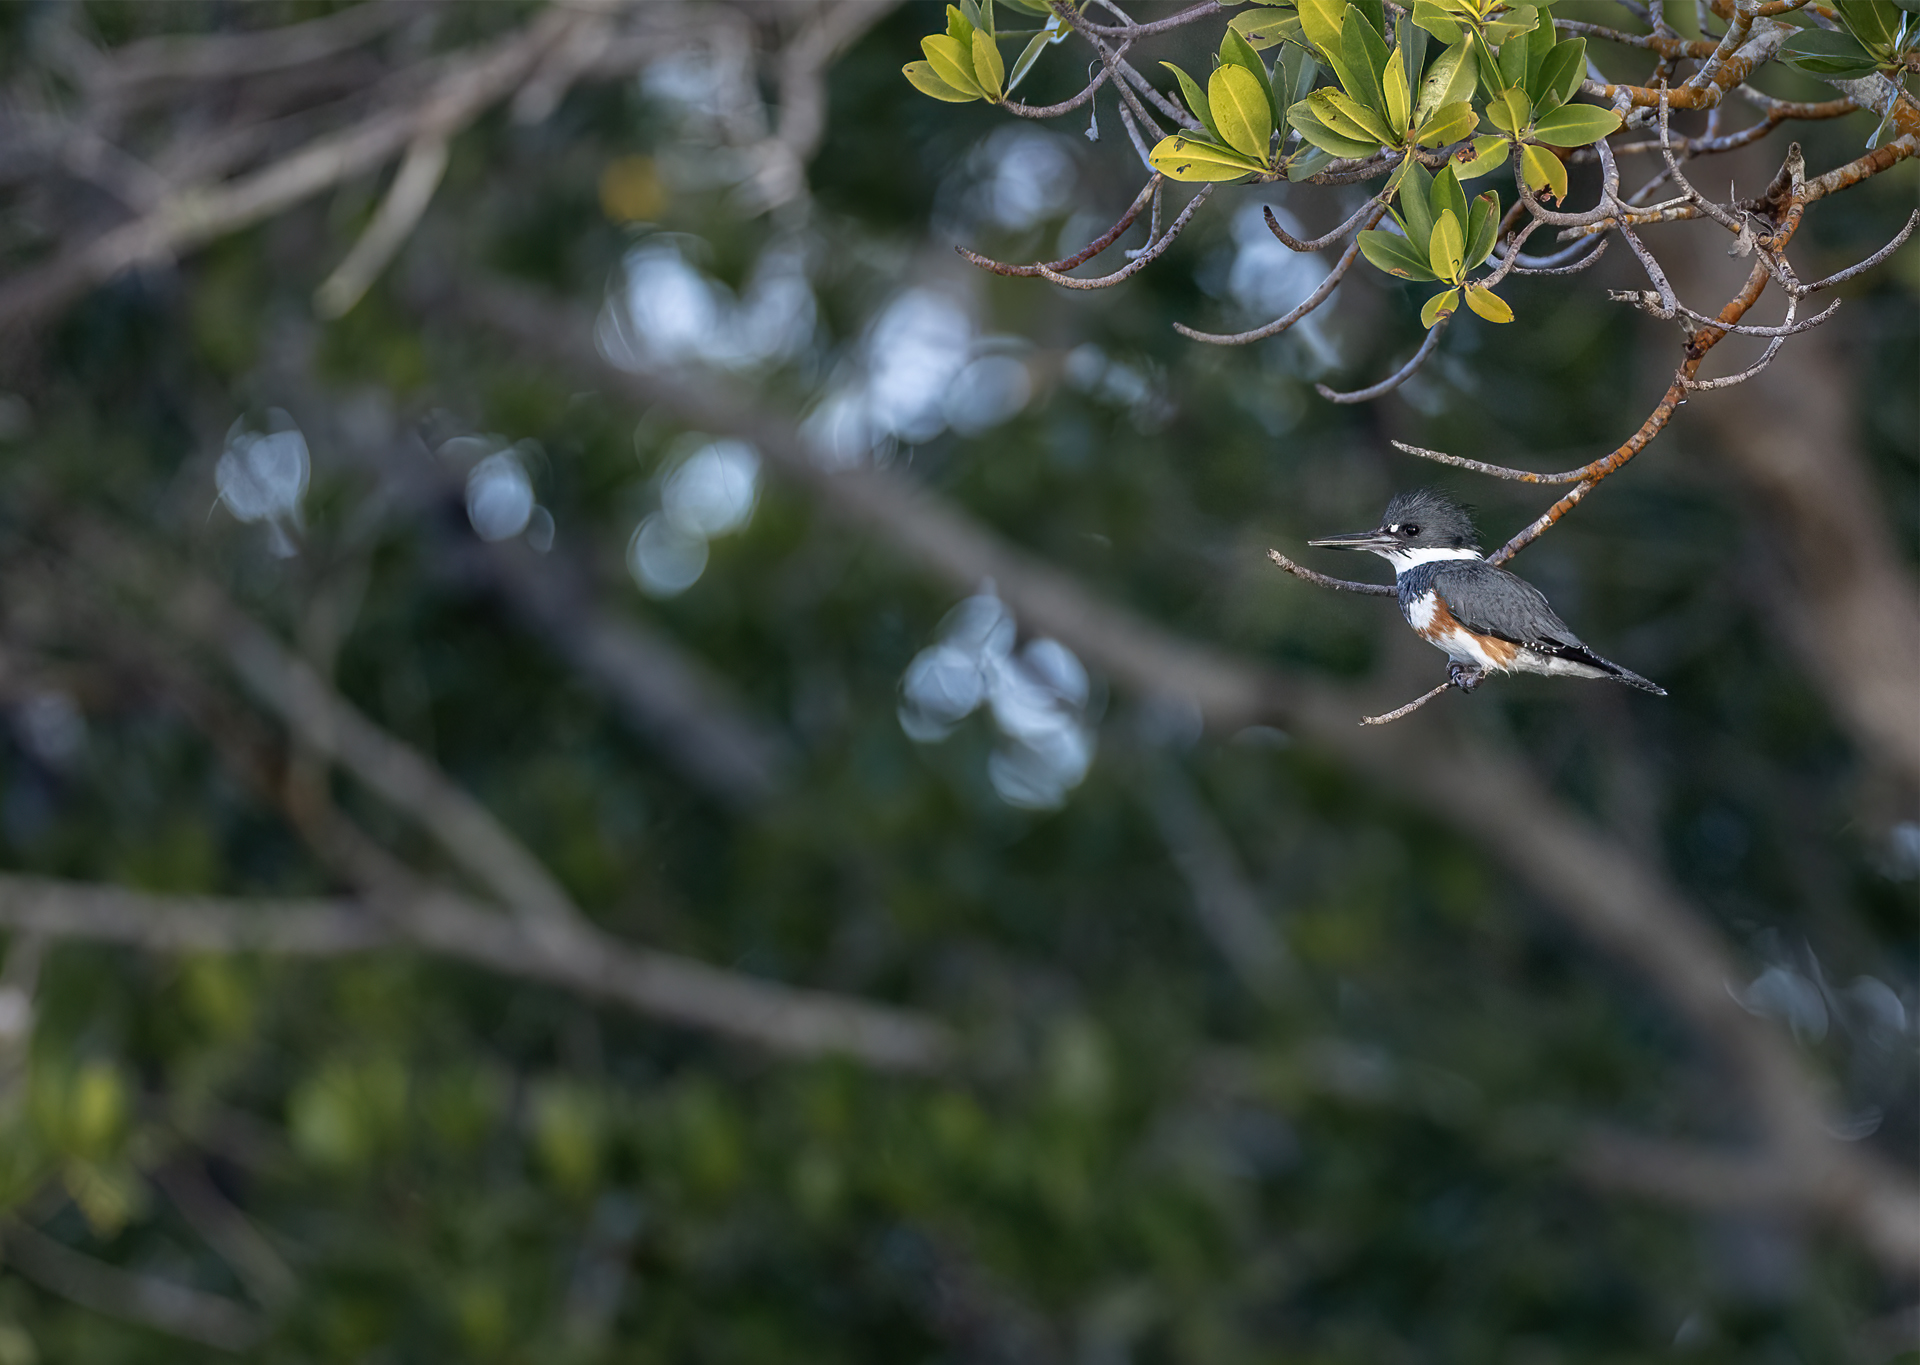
<box><xmin>0</xmin><ymin>1</ymin><xmax>1912</xmax><ymax>1362</ymax></box>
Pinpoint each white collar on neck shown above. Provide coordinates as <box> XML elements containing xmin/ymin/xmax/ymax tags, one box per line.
<box><xmin>1384</xmin><ymin>546</ymin><xmax>1484</xmax><ymax>573</ymax></box>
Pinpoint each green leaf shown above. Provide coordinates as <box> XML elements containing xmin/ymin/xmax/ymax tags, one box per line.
<box><xmin>1359</xmin><ymin>228</ymin><xmax>1440</xmax><ymax>279</ymax></box>
<box><xmin>1383</xmin><ymin>56</ymin><xmax>1412</xmax><ymax>137</ymax></box>
<box><xmin>922</xmin><ymin>34</ymin><xmax>984</xmax><ymax>98</ymax></box>
<box><xmin>1354</xmin><ymin>0</ymin><xmax>1388</xmax><ymax>37</ymax></box>
<box><xmin>1287</xmin><ymin>103</ymin><xmax>1384</xmax><ymax>158</ymax></box>
<box><xmin>1007</xmin><ymin>16</ymin><xmax>1062</xmax><ymax>94</ymax></box>
<box><xmin>1163</xmin><ymin>62</ymin><xmax>1220</xmax><ymax>142</ymax></box>
<box><xmin>1497</xmin><ymin>25</ymin><xmax>1531</xmax><ymax>91</ymax></box>
<box><xmin>1399</xmin><ymin>14</ymin><xmax>1429</xmax><ymax>100</ymax></box>
<box><xmin>1397</xmin><ymin>157</ymin><xmax>1436</xmax><ymax>254</ymax></box>
<box><xmin>1465</xmin><ymin>189</ymin><xmax>1498</xmax><ymax>267</ymax></box>
<box><xmin>1454</xmin><ymin>132</ymin><xmax>1512</xmax><ymax>180</ymax></box>
<box><xmin>1429</xmin><ymin>207</ymin><xmax>1464</xmax><ymax>278</ymax></box>
<box><xmin>1520</xmin><ymin>141</ymin><xmax>1569</xmax><ymax>201</ymax></box>
<box><xmin>1340</xmin><ymin>7</ymin><xmax>1392</xmax><ymax>112</ymax></box>
<box><xmin>1416</xmin><ymin>41</ymin><xmax>1478</xmax><ymax>123</ymax></box>
<box><xmin>1836</xmin><ymin>0</ymin><xmax>1900</xmax><ymax>50</ymax></box>
<box><xmin>1231</xmin><ymin>8</ymin><xmax>1305</xmax><ymax>50</ymax></box>
<box><xmin>997</xmin><ymin>0</ymin><xmax>1057</xmax><ymax>14</ymax></box>
<box><xmin>1210</xmin><ymin>61</ymin><xmax>1276</xmax><ymax>159</ymax></box>
<box><xmin>971</xmin><ymin>29</ymin><xmax>1005</xmax><ymax>100</ymax></box>
<box><xmin>1464</xmin><ymin>281</ymin><xmax>1514</xmax><ymax>322</ymax></box>
<box><xmin>1316</xmin><ymin>87</ymin><xmax>1395</xmax><ymax>145</ymax></box>
<box><xmin>1525</xmin><ymin>5</ymin><xmax>1557</xmax><ymax>95</ymax></box>
<box><xmin>1287</xmin><ymin>146</ymin><xmax>1340</xmax><ymax>180</ymax></box>
<box><xmin>956</xmin><ymin>0</ymin><xmax>983</xmax><ymax>31</ymax></box>
<box><xmin>1531</xmin><ymin>102</ymin><xmax>1621</xmax><ymax>147</ymax></box>
<box><xmin>1278</xmin><ymin>46</ymin><xmax>1319</xmax><ymax>109</ymax></box>
<box><xmin>1429</xmin><ymin>165</ymin><xmax>1468</xmax><ymax>241</ymax></box>
<box><xmin>904</xmin><ymin>60</ymin><xmax>980</xmax><ymax>102</ymax></box>
<box><xmin>1486</xmin><ymin>85</ymin><xmax>1533</xmax><ymax>134</ymax></box>
<box><xmin>1414</xmin><ymin>100</ymin><xmax>1477</xmax><ymax>147</ymax></box>
<box><xmin>1148</xmin><ymin>134</ymin><xmax>1268</xmax><ymax>181</ymax></box>
<box><xmin>1421</xmin><ymin>286</ymin><xmax>1461</xmax><ymax>327</ymax></box>
<box><xmin>1531</xmin><ymin>36</ymin><xmax>1586</xmax><ymax>112</ymax></box>
<box><xmin>1221</xmin><ymin>25</ymin><xmax>1282</xmax><ymax>128</ymax></box>
<box><xmin>1778</xmin><ymin>28</ymin><xmax>1881</xmax><ymax>75</ymax></box>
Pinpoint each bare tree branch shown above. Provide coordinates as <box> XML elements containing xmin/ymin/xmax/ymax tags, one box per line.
<box><xmin>0</xmin><ymin>1215</ymin><xmax>264</xmax><ymax>1352</ymax></box>
<box><xmin>0</xmin><ymin>872</ymin><xmax>956</xmax><ymax>1072</ymax></box>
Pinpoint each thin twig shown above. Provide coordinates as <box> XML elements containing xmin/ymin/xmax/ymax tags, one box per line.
<box><xmin>1037</xmin><ymin>184</ymin><xmax>1212</xmax><ymax>288</ymax></box>
<box><xmin>1802</xmin><ymin>208</ymin><xmax>1920</xmax><ymax>292</ymax></box>
<box><xmin>1263</xmin><ymin>197</ymin><xmax>1386</xmax><ymax>253</ymax></box>
<box><xmin>958</xmin><ymin>175</ymin><xmax>1160</xmax><ymax>277</ymax></box>
<box><xmin>1315</xmin><ymin>321</ymin><xmax>1447</xmax><ymax>404</ymax></box>
<box><xmin>1266</xmin><ymin>549</ymin><xmax>1395</xmax><ymax>597</ymax></box>
<box><xmin>1360</xmin><ymin>680</ymin><xmax>1453</xmax><ymax>726</ymax></box>
<box><xmin>313</xmin><ymin>133</ymin><xmax>448</xmax><ymax>318</ymax></box>
<box><xmin>1175</xmin><ymin>211</ymin><xmax>1380</xmax><ymax>345</ymax></box>
<box><xmin>1390</xmin><ymin>441</ymin><xmax>1590</xmax><ymax>484</ymax></box>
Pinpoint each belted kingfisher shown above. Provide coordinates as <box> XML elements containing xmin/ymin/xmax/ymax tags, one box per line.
<box><xmin>1309</xmin><ymin>489</ymin><xmax>1666</xmax><ymax>695</ymax></box>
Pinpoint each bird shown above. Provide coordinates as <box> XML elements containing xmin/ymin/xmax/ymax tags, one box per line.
<box><xmin>1308</xmin><ymin>489</ymin><xmax>1666</xmax><ymax>696</ymax></box>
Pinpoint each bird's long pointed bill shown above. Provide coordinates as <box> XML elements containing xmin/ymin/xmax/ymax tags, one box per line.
<box><xmin>1307</xmin><ymin>529</ymin><xmax>1395</xmax><ymax>552</ymax></box>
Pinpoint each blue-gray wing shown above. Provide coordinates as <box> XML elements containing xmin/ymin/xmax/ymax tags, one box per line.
<box><xmin>1431</xmin><ymin>562</ymin><xmax>1584</xmax><ymax>649</ymax></box>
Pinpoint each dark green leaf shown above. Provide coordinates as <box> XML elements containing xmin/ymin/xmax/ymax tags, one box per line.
<box><xmin>1412</xmin><ymin>0</ymin><xmax>1462</xmax><ymax>44</ymax></box>
<box><xmin>1359</xmin><ymin>228</ymin><xmax>1441</xmax><ymax>279</ymax></box>
<box><xmin>1354</xmin><ymin>0</ymin><xmax>1388</xmax><ymax>38</ymax></box>
<box><xmin>1397</xmin><ymin>156</ymin><xmax>1436</xmax><ymax>254</ymax></box>
<box><xmin>1532</xmin><ymin>36</ymin><xmax>1585</xmax><ymax>112</ymax></box>
<box><xmin>1340</xmin><ymin>7</ymin><xmax>1391</xmax><ymax>112</ymax></box>
<box><xmin>1429</xmin><ymin>165</ymin><xmax>1468</xmax><ymax>242</ymax></box>
<box><xmin>1465</xmin><ymin>189</ymin><xmax>1498</xmax><ymax>266</ymax></box>
<box><xmin>1836</xmin><ymin>0</ymin><xmax>1900</xmax><ymax>50</ymax></box>
<box><xmin>1287</xmin><ymin>145</ymin><xmax>1339</xmax><ymax>179</ymax></box>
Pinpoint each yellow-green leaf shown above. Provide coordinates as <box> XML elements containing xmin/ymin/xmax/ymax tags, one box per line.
<box><xmin>1520</xmin><ymin>141</ymin><xmax>1569</xmax><ymax>202</ymax></box>
<box><xmin>1383</xmin><ymin>58</ymin><xmax>1412</xmax><ymax>138</ymax></box>
<box><xmin>1319</xmin><ymin>88</ymin><xmax>1394</xmax><ymax>146</ymax></box>
<box><xmin>1414</xmin><ymin>100</ymin><xmax>1477</xmax><ymax>147</ymax></box>
<box><xmin>1463</xmin><ymin>282</ymin><xmax>1514</xmax><ymax>322</ymax></box>
<box><xmin>1421</xmin><ymin>286</ymin><xmax>1461</xmax><ymax>327</ymax></box>
<box><xmin>1486</xmin><ymin>85</ymin><xmax>1533</xmax><ymax>135</ymax></box>
<box><xmin>904</xmin><ymin>60</ymin><xmax>979</xmax><ymax>102</ymax></box>
<box><xmin>1230</xmin><ymin>8</ymin><xmax>1303</xmax><ymax>50</ymax></box>
<box><xmin>922</xmin><ymin>34</ymin><xmax>983</xmax><ymax>99</ymax></box>
<box><xmin>1288</xmin><ymin>102</ymin><xmax>1387</xmax><ymax>159</ymax></box>
<box><xmin>1428</xmin><ymin>208</ymin><xmax>1464</xmax><ymax>280</ymax></box>
<box><xmin>970</xmin><ymin>30</ymin><xmax>1004</xmax><ymax>100</ymax></box>
<box><xmin>1296</xmin><ymin>0</ymin><xmax>1346</xmax><ymax>56</ymax></box>
<box><xmin>1147</xmin><ymin>134</ymin><xmax>1267</xmax><ymax>182</ymax></box>
<box><xmin>1208</xmin><ymin>61</ymin><xmax>1274</xmax><ymax>159</ymax></box>
<box><xmin>1454</xmin><ymin>132</ymin><xmax>1511</xmax><ymax>180</ymax></box>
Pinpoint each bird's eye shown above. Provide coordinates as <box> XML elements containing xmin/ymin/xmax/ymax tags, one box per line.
<box><xmin>1400</xmin><ymin>524</ymin><xmax>1419</xmax><ymax>537</ymax></box>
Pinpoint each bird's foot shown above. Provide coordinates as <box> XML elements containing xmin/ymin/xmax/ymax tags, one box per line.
<box><xmin>1448</xmin><ymin>663</ymin><xmax>1486</xmax><ymax>693</ymax></box>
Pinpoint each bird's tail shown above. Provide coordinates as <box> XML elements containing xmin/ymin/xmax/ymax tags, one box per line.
<box><xmin>1600</xmin><ymin>659</ymin><xmax>1666</xmax><ymax>695</ymax></box>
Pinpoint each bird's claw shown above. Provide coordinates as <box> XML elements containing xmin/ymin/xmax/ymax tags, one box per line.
<box><xmin>1448</xmin><ymin>663</ymin><xmax>1485</xmax><ymax>693</ymax></box>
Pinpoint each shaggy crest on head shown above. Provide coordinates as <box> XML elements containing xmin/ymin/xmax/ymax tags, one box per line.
<box><xmin>1380</xmin><ymin>489</ymin><xmax>1479</xmax><ymax>553</ymax></box>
